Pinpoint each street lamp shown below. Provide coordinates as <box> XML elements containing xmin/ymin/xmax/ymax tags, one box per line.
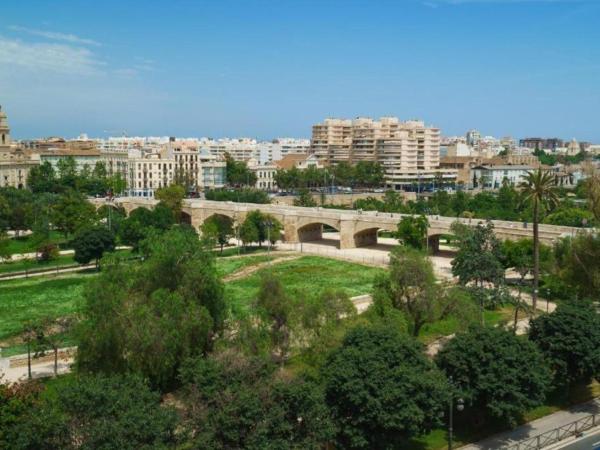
<box><xmin>263</xmin><ymin>219</ymin><xmax>273</xmax><ymax>262</ymax></box>
<box><xmin>447</xmin><ymin>387</ymin><xmax>464</xmax><ymax>450</ymax></box>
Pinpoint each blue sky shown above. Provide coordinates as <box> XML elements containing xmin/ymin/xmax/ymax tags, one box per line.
<box><xmin>1</xmin><ymin>0</ymin><xmax>599</xmax><ymax>141</ymax></box>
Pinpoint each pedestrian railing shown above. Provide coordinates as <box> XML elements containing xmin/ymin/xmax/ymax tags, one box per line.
<box><xmin>503</xmin><ymin>413</ymin><xmax>600</xmax><ymax>450</ymax></box>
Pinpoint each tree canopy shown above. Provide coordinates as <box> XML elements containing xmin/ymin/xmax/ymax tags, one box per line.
<box><xmin>76</xmin><ymin>226</ymin><xmax>224</xmax><ymax>390</ymax></box>
<box><xmin>529</xmin><ymin>303</ymin><xmax>600</xmax><ymax>388</ymax></box>
<box><xmin>322</xmin><ymin>325</ymin><xmax>448</xmax><ymax>448</ymax></box>
<box><xmin>436</xmin><ymin>325</ymin><xmax>551</xmax><ymax>426</ymax></box>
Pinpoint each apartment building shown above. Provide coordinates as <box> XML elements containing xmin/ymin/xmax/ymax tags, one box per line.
<box><xmin>129</xmin><ymin>143</ymin><xmax>225</xmax><ymax>197</ymax></box>
<box><xmin>520</xmin><ymin>137</ymin><xmax>564</xmax><ymax>151</ymax></box>
<box><xmin>247</xmin><ymin>158</ymin><xmax>278</xmax><ymax>191</ymax></box>
<box><xmin>310</xmin><ymin>117</ymin><xmax>455</xmax><ymax>190</ymax></box>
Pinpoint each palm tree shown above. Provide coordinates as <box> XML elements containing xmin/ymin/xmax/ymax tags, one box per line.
<box><xmin>519</xmin><ymin>169</ymin><xmax>558</xmax><ymax>312</ymax></box>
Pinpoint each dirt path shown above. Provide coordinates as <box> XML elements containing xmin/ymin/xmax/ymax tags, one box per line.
<box><xmin>222</xmin><ymin>255</ymin><xmax>302</xmax><ymax>282</ymax></box>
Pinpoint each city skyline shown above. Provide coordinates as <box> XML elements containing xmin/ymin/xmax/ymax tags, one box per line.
<box><xmin>2</xmin><ymin>0</ymin><xmax>600</xmax><ymax>141</ymax></box>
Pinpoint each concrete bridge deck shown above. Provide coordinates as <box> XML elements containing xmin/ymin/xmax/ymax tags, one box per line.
<box><xmin>94</xmin><ymin>197</ymin><xmax>583</xmax><ymax>250</ymax></box>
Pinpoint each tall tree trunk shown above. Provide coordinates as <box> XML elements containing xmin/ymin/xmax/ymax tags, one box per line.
<box><xmin>532</xmin><ymin>201</ymin><xmax>539</xmax><ymax>313</ymax></box>
<box><xmin>54</xmin><ymin>347</ymin><xmax>58</xmax><ymax>376</ymax></box>
<box><xmin>27</xmin><ymin>340</ymin><xmax>32</xmax><ymax>380</ymax></box>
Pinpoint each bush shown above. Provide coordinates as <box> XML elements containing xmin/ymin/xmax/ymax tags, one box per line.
<box><xmin>35</xmin><ymin>243</ymin><xmax>59</xmax><ymax>262</ymax></box>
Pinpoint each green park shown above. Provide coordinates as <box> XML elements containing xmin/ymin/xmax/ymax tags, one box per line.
<box><xmin>0</xmin><ymin>165</ymin><xmax>599</xmax><ymax>450</ymax></box>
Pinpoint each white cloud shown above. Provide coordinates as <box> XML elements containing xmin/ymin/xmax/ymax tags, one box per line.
<box><xmin>0</xmin><ymin>36</ymin><xmax>104</xmax><ymax>75</ymax></box>
<box><xmin>8</xmin><ymin>25</ymin><xmax>101</xmax><ymax>46</ymax></box>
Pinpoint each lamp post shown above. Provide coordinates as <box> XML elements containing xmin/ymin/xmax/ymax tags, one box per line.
<box><xmin>447</xmin><ymin>379</ymin><xmax>465</xmax><ymax>450</ymax></box>
<box><xmin>264</xmin><ymin>219</ymin><xmax>273</xmax><ymax>263</ymax></box>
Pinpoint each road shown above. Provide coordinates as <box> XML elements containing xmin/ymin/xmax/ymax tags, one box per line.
<box><xmin>558</xmin><ymin>429</ymin><xmax>600</xmax><ymax>449</ymax></box>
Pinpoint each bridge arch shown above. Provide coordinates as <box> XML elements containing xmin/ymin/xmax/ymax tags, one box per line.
<box><xmin>296</xmin><ymin>219</ymin><xmax>341</xmax><ymax>248</ymax></box>
<box><xmin>180</xmin><ymin>211</ymin><xmax>192</xmax><ymax>226</ymax></box>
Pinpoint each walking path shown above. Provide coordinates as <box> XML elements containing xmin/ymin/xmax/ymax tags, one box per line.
<box><xmin>0</xmin><ymin>263</ymin><xmax>98</xmax><ymax>281</ymax></box>
<box><xmin>1</xmin><ymin>348</ymin><xmax>75</xmax><ymax>383</ymax></box>
<box><xmin>222</xmin><ymin>254</ymin><xmax>302</xmax><ymax>282</ymax></box>
<box><xmin>459</xmin><ymin>398</ymin><xmax>600</xmax><ymax>450</ymax></box>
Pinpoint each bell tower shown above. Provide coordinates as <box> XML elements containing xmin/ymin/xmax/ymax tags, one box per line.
<box><xmin>0</xmin><ymin>105</ymin><xmax>11</xmax><ymax>150</ymax></box>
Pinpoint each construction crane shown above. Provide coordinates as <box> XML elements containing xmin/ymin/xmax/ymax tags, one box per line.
<box><xmin>102</xmin><ymin>130</ymin><xmax>129</xmax><ymax>137</ymax></box>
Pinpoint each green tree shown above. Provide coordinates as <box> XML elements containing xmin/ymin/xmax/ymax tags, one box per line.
<box><xmin>584</xmin><ymin>168</ymin><xmax>600</xmax><ymax>221</ymax></box>
<box><xmin>451</xmin><ymin>221</ymin><xmax>504</xmax><ymax>288</ymax></box>
<box><xmin>179</xmin><ymin>351</ymin><xmax>335</xmax><ymax>449</ymax></box>
<box><xmin>241</xmin><ymin>210</ymin><xmax>283</xmax><ymax>247</ymax></box>
<box><xmin>155</xmin><ymin>184</ymin><xmax>185</xmax><ymax>222</ymax></box>
<box><xmin>543</xmin><ymin>207</ymin><xmax>594</xmax><ymax>227</ymax></box>
<box><xmin>7</xmin><ymin>374</ymin><xmax>178</xmax><ymax>449</ymax></box>
<box><xmin>27</xmin><ymin>161</ymin><xmax>58</xmax><ymax>193</ymax></box>
<box><xmin>396</xmin><ymin>215</ymin><xmax>429</xmax><ymax>250</ymax></box>
<box><xmin>205</xmin><ymin>187</ymin><xmax>270</xmax><ymax>203</ymax></box>
<box><xmin>0</xmin><ymin>188</ymin><xmax>33</xmax><ymax>236</ymax></box>
<box><xmin>353</xmin><ymin>161</ymin><xmax>384</xmax><ymax>188</ymax></box>
<box><xmin>554</xmin><ymin>233</ymin><xmax>600</xmax><ymax>301</ymax></box>
<box><xmin>255</xmin><ymin>274</ymin><xmax>293</xmax><ymax>364</ymax></box>
<box><xmin>294</xmin><ymin>188</ymin><xmax>317</xmax><ymax>207</ymax></box>
<box><xmin>76</xmin><ymin>227</ymin><xmax>224</xmax><ymax>390</ymax></box>
<box><xmin>51</xmin><ymin>190</ymin><xmax>96</xmax><ymax>238</ymax></box>
<box><xmin>436</xmin><ymin>326</ymin><xmax>551</xmax><ymax>426</ymax></box>
<box><xmin>501</xmin><ymin>238</ymin><xmax>553</xmax><ymax>286</ymax></box>
<box><xmin>201</xmin><ymin>214</ymin><xmax>234</xmax><ymax>253</ymax></box>
<box><xmin>0</xmin><ymin>232</ymin><xmax>11</xmax><ymax>261</ymax></box>
<box><xmin>529</xmin><ymin>303</ymin><xmax>600</xmax><ymax>388</ymax></box>
<box><xmin>107</xmin><ymin>173</ymin><xmax>127</xmax><ymax>195</ymax></box>
<box><xmin>238</xmin><ymin>217</ymin><xmax>260</xmax><ymax>248</ymax></box>
<box><xmin>519</xmin><ymin>169</ymin><xmax>558</xmax><ymax>310</ymax></box>
<box><xmin>332</xmin><ymin>161</ymin><xmax>354</xmax><ymax>187</ymax></box>
<box><xmin>225</xmin><ymin>153</ymin><xmax>257</xmax><ymax>186</ymax></box>
<box><xmin>56</xmin><ymin>156</ymin><xmax>78</xmax><ymax>188</ymax></box>
<box><xmin>72</xmin><ymin>225</ymin><xmax>116</xmax><ymax>266</ymax></box>
<box><xmin>323</xmin><ymin>326</ymin><xmax>448</xmax><ymax>449</ymax></box>
<box><xmin>450</xmin><ymin>190</ymin><xmax>469</xmax><ymax>216</ymax></box>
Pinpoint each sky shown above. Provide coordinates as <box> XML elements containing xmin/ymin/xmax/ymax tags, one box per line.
<box><xmin>1</xmin><ymin>0</ymin><xmax>599</xmax><ymax>141</ymax></box>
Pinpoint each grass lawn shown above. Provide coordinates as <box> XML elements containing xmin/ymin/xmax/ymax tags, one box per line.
<box><xmin>5</xmin><ymin>231</ymin><xmax>69</xmax><ymax>255</ymax></box>
<box><xmin>419</xmin><ymin>306</ymin><xmax>519</xmax><ymax>344</ymax></box>
<box><xmin>224</xmin><ymin>255</ymin><xmax>385</xmax><ymax>318</ymax></box>
<box><xmin>0</xmin><ymin>274</ymin><xmax>91</xmax><ymax>345</ymax></box>
<box><xmin>0</xmin><ymin>254</ymin><xmax>78</xmax><ymax>275</ymax></box>
<box><xmin>0</xmin><ymin>249</ymin><xmax>133</xmax><ymax>276</ymax></box>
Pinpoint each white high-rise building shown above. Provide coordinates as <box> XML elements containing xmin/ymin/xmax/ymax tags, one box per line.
<box><xmin>310</xmin><ymin>117</ymin><xmax>456</xmax><ymax>189</ymax></box>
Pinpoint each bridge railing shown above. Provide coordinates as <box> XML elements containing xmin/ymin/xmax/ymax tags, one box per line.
<box><xmin>502</xmin><ymin>413</ymin><xmax>600</xmax><ymax>450</ymax></box>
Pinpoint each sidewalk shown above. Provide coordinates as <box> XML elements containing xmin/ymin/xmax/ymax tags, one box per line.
<box><xmin>459</xmin><ymin>398</ymin><xmax>600</xmax><ymax>450</ymax></box>
<box><xmin>0</xmin><ymin>348</ymin><xmax>75</xmax><ymax>383</ymax></box>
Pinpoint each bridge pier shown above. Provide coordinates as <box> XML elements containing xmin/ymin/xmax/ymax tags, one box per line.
<box><xmin>427</xmin><ymin>235</ymin><xmax>441</xmax><ymax>253</ymax></box>
<box><xmin>352</xmin><ymin>229</ymin><xmax>378</xmax><ymax>248</ymax></box>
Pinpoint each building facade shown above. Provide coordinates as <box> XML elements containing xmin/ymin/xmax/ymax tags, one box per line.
<box><xmin>472</xmin><ymin>165</ymin><xmax>538</xmax><ymax>189</ymax></box>
<box><xmin>0</xmin><ymin>106</ymin><xmax>39</xmax><ymax>189</ymax></box>
<box><xmin>310</xmin><ymin>117</ymin><xmax>456</xmax><ymax>189</ymax></box>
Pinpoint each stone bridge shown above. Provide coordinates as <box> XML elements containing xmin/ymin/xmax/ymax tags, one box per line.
<box><xmin>94</xmin><ymin>197</ymin><xmax>581</xmax><ymax>251</ymax></box>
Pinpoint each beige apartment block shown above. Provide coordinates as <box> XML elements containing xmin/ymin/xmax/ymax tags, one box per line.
<box><xmin>310</xmin><ymin>117</ymin><xmax>455</xmax><ymax>189</ymax></box>
<box><xmin>129</xmin><ymin>143</ymin><xmax>226</xmax><ymax>197</ymax></box>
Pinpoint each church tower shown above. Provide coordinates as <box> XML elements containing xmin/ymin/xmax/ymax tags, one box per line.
<box><xmin>0</xmin><ymin>105</ymin><xmax>11</xmax><ymax>150</ymax></box>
